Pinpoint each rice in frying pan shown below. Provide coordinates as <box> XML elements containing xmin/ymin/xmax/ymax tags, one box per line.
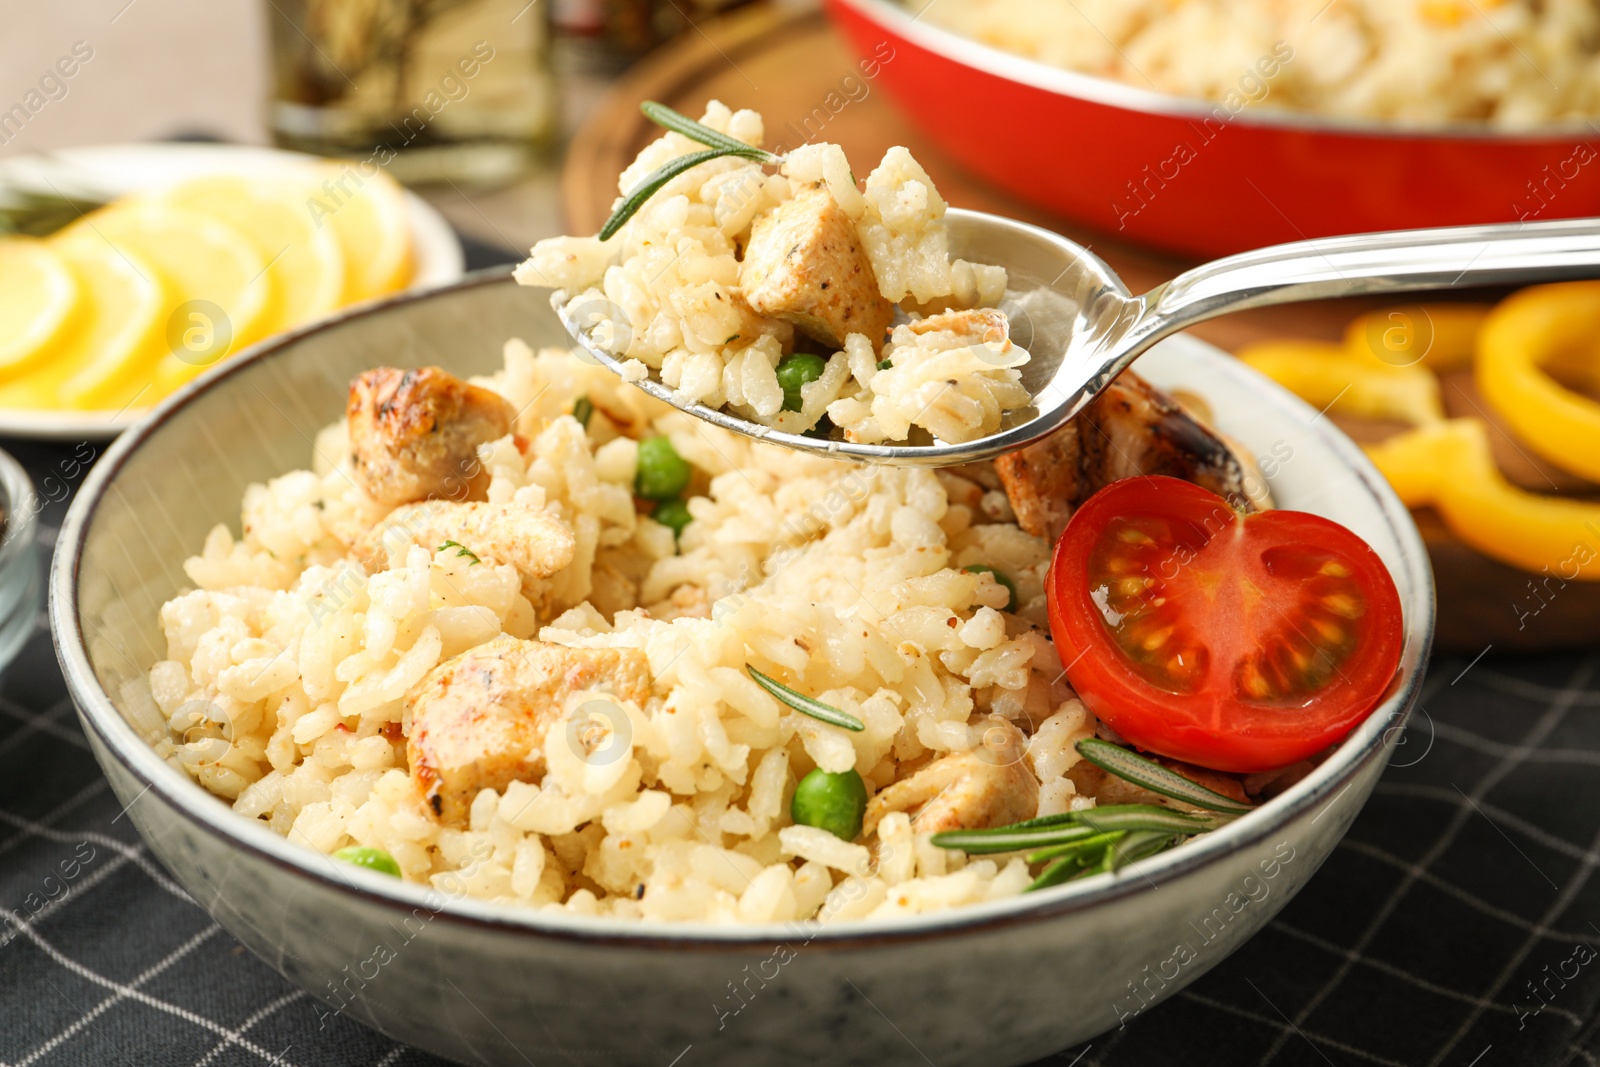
<box><xmin>914</xmin><ymin>0</ymin><xmax>1600</xmax><ymax>127</ymax></box>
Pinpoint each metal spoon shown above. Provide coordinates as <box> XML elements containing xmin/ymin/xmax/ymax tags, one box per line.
<box><xmin>556</xmin><ymin>209</ymin><xmax>1600</xmax><ymax>467</ymax></box>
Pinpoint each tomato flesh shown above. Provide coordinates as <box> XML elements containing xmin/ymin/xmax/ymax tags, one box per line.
<box><xmin>1049</xmin><ymin>476</ymin><xmax>1404</xmax><ymax>773</ymax></box>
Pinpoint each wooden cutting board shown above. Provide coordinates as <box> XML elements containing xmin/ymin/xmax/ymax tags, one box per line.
<box><xmin>560</xmin><ymin>1</ymin><xmax>1599</xmax><ymax>653</ymax></box>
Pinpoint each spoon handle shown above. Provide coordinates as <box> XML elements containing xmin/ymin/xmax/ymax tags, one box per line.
<box><xmin>1137</xmin><ymin>216</ymin><xmax>1600</xmax><ymax>341</ymax></box>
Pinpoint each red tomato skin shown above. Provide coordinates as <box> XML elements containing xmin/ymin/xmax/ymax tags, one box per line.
<box><xmin>1047</xmin><ymin>477</ymin><xmax>1405</xmax><ymax>773</ymax></box>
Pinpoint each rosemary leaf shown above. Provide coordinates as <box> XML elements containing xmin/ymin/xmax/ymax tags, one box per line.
<box><xmin>746</xmin><ymin>665</ymin><xmax>864</xmax><ymax>732</ymax></box>
<box><xmin>1069</xmin><ymin>806</ymin><xmax>1221</xmax><ymax>837</ymax></box>
<box><xmin>1027</xmin><ymin>854</ymin><xmax>1087</xmax><ymax>893</ymax></box>
<box><xmin>601</xmin><ymin>148</ymin><xmax>726</xmax><ymax>240</ymax></box>
<box><xmin>1075</xmin><ymin>739</ymin><xmax>1254</xmax><ymax>815</ymax></box>
<box><xmin>1106</xmin><ymin>830</ymin><xmax>1176</xmax><ymax>871</ymax></box>
<box><xmin>929</xmin><ymin>805</ymin><xmax>1213</xmax><ymax>855</ymax></box>
<box><xmin>1025</xmin><ymin>830</ymin><xmax>1125</xmax><ymax>866</ymax></box>
<box><xmin>640</xmin><ymin>101</ymin><xmax>782</xmax><ymax>163</ymax></box>
<box><xmin>598</xmin><ymin>101</ymin><xmax>784</xmax><ymax>241</ymax></box>
<box><xmin>930</xmin><ymin>822</ymin><xmax>1104</xmax><ymax>856</ymax></box>
<box><xmin>990</xmin><ymin>811</ymin><xmax>1083</xmax><ymax>832</ymax></box>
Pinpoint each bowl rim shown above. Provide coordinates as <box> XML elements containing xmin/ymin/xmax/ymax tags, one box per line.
<box><xmin>830</xmin><ymin>0</ymin><xmax>1600</xmax><ymax>143</ymax></box>
<box><xmin>51</xmin><ymin>268</ymin><xmax>1436</xmax><ymax>949</ymax></box>
<box><xmin>0</xmin><ymin>445</ymin><xmax>39</xmax><ymax>575</ymax></box>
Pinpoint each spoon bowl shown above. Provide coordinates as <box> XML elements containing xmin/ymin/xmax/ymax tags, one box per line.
<box><xmin>556</xmin><ymin>209</ymin><xmax>1600</xmax><ymax>466</ymax></box>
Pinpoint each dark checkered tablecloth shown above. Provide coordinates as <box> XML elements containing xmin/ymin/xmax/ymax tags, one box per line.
<box><xmin>6</xmin><ymin>240</ymin><xmax>1600</xmax><ymax>1066</ymax></box>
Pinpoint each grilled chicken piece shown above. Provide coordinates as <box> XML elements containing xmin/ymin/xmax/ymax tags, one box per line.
<box><xmin>995</xmin><ymin>371</ymin><xmax>1257</xmax><ymax>543</ymax></box>
<box><xmin>354</xmin><ymin>501</ymin><xmax>575</xmax><ymax>597</ymax></box>
<box><xmin>740</xmin><ymin>187</ymin><xmax>894</xmax><ymax>348</ymax></box>
<box><xmin>863</xmin><ymin>717</ymin><xmax>1038</xmax><ymax>836</ymax></box>
<box><xmin>408</xmin><ymin>636</ymin><xmax>653</xmax><ymax>826</ymax></box>
<box><xmin>348</xmin><ymin>366</ymin><xmax>517</xmax><ymax>507</ymax></box>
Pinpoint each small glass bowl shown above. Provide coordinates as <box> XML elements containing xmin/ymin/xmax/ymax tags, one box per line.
<box><xmin>0</xmin><ymin>449</ymin><xmax>41</xmax><ymax>675</ymax></box>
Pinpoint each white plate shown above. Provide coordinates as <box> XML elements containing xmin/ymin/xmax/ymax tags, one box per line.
<box><xmin>0</xmin><ymin>143</ymin><xmax>465</xmax><ymax>441</ymax></box>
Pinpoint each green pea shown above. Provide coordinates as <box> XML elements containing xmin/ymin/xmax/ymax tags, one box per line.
<box><xmin>776</xmin><ymin>353</ymin><xmax>827</xmax><ymax>412</ymax></box>
<box><xmin>965</xmin><ymin>565</ymin><xmax>1018</xmax><ymax>612</ymax></box>
<box><xmin>635</xmin><ymin>435</ymin><xmax>692</xmax><ymax>500</ymax></box>
<box><xmin>791</xmin><ymin>767</ymin><xmax>868</xmax><ymax>842</ymax></box>
<box><xmin>332</xmin><ymin>845</ymin><xmax>401</xmax><ymax>878</ymax></box>
<box><xmin>654</xmin><ymin>497</ymin><xmax>692</xmax><ymax>539</ymax></box>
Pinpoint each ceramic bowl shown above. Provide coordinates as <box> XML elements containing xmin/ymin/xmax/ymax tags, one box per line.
<box><xmin>827</xmin><ymin>0</ymin><xmax>1600</xmax><ymax>258</ymax></box>
<box><xmin>0</xmin><ymin>447</ymin><xmax>41</xmax><ymax>675</ymax></box>
<box><xmin>52</xmin><ymin>270</ymin><xmax>1434</xmax><ymax>1067</ymax></box>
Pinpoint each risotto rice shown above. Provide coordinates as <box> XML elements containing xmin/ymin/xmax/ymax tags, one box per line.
<box><xmin>148</xmin><ymin>343</ymin><xmax>1118</xmax><ymax>923</ymax></box>
<box><xmin>515</xmin><ymin>102</ymin><xmax>1029</xmax><ymax>446</ymax></box>
<box><xmin>912</xmin><ymin>0</ymin><xmax>1600</xmax><ymax>127</ymax></box>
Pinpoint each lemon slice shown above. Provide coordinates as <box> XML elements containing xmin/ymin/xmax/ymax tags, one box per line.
<box><xmin>298</xmin><ymin>164</ymin><xmax>414</xmax><ymax>303</ymax></box>
<box><xmin>62</xmin><ymin>203</ymin><xmax>270</xmax><ymax>398</ymax></box>
<box><xmin>158</xmin><ymin>173</ymin><xmax>346</xmax><ymax>334</ymax></box>
<box><xmin>0</xmin><ymin>230</ymin><xmax>166</xmax><ymax>411</ymax></box>
<box><xmin>0</xmin><ymin>237</ymin><xmax>79</xmax><ymax>382</ymax></box>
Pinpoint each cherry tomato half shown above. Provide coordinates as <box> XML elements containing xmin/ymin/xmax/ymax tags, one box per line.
<box><xmin>1047</xmin><ymin>476</ymin><xmax>1404</xmax><ymax>773</ymax></box>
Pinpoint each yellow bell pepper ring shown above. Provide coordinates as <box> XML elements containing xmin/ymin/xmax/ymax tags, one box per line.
<box><xmin>1366</xmin><ymin>418</ymin><xmax>1600</xmax><ymax>579</ymax></box>
<box><xmin>1344</xmin><ymin>303</ymin><xmax>1490</xmax><ymax>374</ymax></box>
<box><xmin>1238</xmin><ymin>341</ymin><xmax>1444</xmax><ymax>425</ymax></box>
<box><xmin>1477</xmin><ymin>282</ymin><xmax>1600</xmax><ymax>483</ymax></box>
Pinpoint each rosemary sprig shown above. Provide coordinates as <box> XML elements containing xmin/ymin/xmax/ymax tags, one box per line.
<box><xmin>1107</xmin><ymin>830</ymin><xmax>1177</xmax><ymax>871</ymax></box>
<box><xmin>640</xmin><ymin>101</ymin><xmax>782</xmax><ymax>163</ymax></box>
<box><xmin>1028</xmin><ymin>848</ymin><xmax>1105</xmax><ymax>892</ymax></box>
<box><xmin>438</xmin><ymin>540</ymin><xmax>480</xmax><ymax>565</ymax></box>
<box><xmin>1024</xmin><ymin>828</ymin><xmax>1177</xmax><ymax>892</ymax></box>
<box><xmin>746</xmin><ymin>665</ymin><xmax>864</xmax><ymax>732</ymax></box>
<box><xmin>929</xmin><ymin>740</ymin><xmax>1256</xmax><ymax>892</ymax></box>
<box><xmin>929</xmin><ymin>804</ymin><xmax>1217</xmax><ymax>855</ymax></box>
<box><xmin>1076</xmin><ymin>738</ymin><xmax>1254</xmax><ymax>815</ymax></box>
<box><xmin>1026</xmin><ymin>830</ymin><xmax>1124</xmax><ymax>865</ymax></box>
<box><xmin>599</xmin><ymin>103</ymin><xmax>785</xmax><ymax>242</ymax></box>
<box><xmin>1068</xmin><ymin>805</ymin><xmax>1224</xmax><ymax>837</ymax></box>
<box><xmin>932</xmin><ymin>822</ymin><xmax>1105</xmax><ymax>856</ymax></box>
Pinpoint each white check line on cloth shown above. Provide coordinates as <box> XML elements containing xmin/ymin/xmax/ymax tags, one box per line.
<box><xmin>0</xmin><ymin>850</ymin><xmax>147</xmax><ymax>952</ymax></box>
<box><xmin>1425</xmin><ymin>816</ymin><xmax>1600</xmax><ymax>1064</ymax></box>
<box><xmin>0</xmin><ymin>807</ymin><xmax>193</xmax><ymax>902</ymax></box>
<box><xmin>12</xmin><ymin>922</ymin><xmax>221</xmax><ymax>1067</ymax></box>
<box><xmin>1427</xmin><ymin>719</ymin><xmax>1600</xmax><ymax>766</ymax></box>
<box><xmin>1</xmin><ymin>914</ymin><xmax>307</xmax><ymax>1067</ymax></box>
<box><xmin>1250</xmin><ymin>655</ymin><xmax>1598</xmax><ymax>1067</ymax></box>
<box><xmin>1376</xmin><ymin>782</ymin><xmax>1600</xmax><ymax>873</ymax></box>
<box><xmin>0</xmin><ymin>696</ymin><xmax>90</xmax><ymax>754</ymax></box>
<box><xmin>1245</xmin><ymin>977</ymin><xmax>1338</xmax><ymax>1067</ymax></box>
<box><xmin>1269</xmin><ymin>919</ymin><xmax>1585</xmax><ymax>1027</ymax></box>
<box><xmin>1180</xmin><ymin>990</ymin><xmax>1413</xmax><ymax>1067</ymax></box>
<box><xmin>188</xmin><ymin>990</ymin><xmax>308</xmax><ymax>1067</ymax></box>
<box><xmin>1472</xmin><ymin>669</ymin><xmax>1600</xmax><ymax>707</ymax></box>
<box><xmin>0</xmin><ymin>779</ymin><xmax>109</xmax><ymax>861</ymax></box>
<box><xmin>0</xmin><ymin>851</ymin><xmax>140</xmax><ymax>953</ymax></box>
<box><xmin>1338</xmin><ymin>838</ymin><xmax>1600</xmax><ymax>945</ymax></box>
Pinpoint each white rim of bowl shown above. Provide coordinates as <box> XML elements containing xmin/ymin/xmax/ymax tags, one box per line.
<box><xmin>834</xmin><ymin>0</ymin><xmax>1600</xmax><ymax>142</ymax></box>
<box><xmin>50</xmin><ymin>268</ymin><xmax>1436</xmax><ymax>948</ymax></box>
<box><xmin>0</xmin><ymin>448</ymin><xmax>38</xmax><ymax>578</ymax></box>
